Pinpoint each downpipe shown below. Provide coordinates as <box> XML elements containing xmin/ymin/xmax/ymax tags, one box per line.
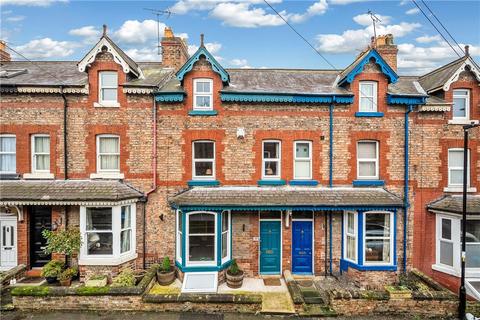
<box><xmin>403</xmin><ymin>104</ymin><xmax>413</xmax><ymax>273</ymax></box>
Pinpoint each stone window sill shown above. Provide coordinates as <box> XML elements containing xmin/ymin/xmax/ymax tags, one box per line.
<box><xmin>188</xmin><ymin>180</ymin><xmax>220</xmax><ymax>187</ymax></box>
<box><xmin>289</xmin><ymin>180</ymin><xmax>319</xmax><ymax>186</ymax></box>
<box><xmin>448</xmin><ymin>119</ymin><xmax>479</xmax><ymax>125</ymax></box>
<box><xmin>189</xmin><ymin>110</ymin><xmax>218</xmax><ymax>116</ymax></box>
<box><xmin>258</xmin><ymin>179</ymin><xmax>286</xmax><ymax>186</ymax></box>
<box><xmin>443</xmin><ymin>187</ymin><xmax>477</xmax><ymax>193</ymax></box>
<box><xmin>353</xmin><ymin>179</ymin><xmax>385</xmax><ymax>187</ymax></box>
<box><xmin>90</xmin><ymin>172</ymin><xmax>125</xmax><ymax>180</ymax></box>
<box><xmin>355</xmin><ymin>112</ymin><xmax>384</xmax><ymax>117</ymax></box>
<box><xmin>23</xmin><ymin>172</ymin><xmax>54</xmax><ymax>180</ymax></box>
<box><xmin>94</xmin><ymin>101</ymin><xmax>121</xmax><ymax>108</ymax></box>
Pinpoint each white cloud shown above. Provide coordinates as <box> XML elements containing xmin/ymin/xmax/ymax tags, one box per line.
<box><xmin>229</xmin><ymin>58</ymin><xmax>251</xmax><ymax>68</ymax></box>
<box><xmin>125</xmin><ymin>47</ymin><xmax>160</xmax><ymax>62</ymax></box>
<box><xmin>0</xmin><ymin>0</ymin><xmax>66</xmax><ymax>6</ymax></box>
<box><xmin>289</xmin><ymin>0</ymin><xmax>328</xmax><ymax>23</ymax></box>
<box><xmin>114</xmin><ymin>19</ymin><xmax>166</xmax><ymax>45</ymax></box>
<box><xmin>69</xmin><ymin>26</ymin><xmax>101</xmax><ymax>44</ymax></box>
<box><xmin>405</xmin><ymin>7</ymin><xmax>420</xmax><ymax>15</ymax></box>
<box><xmin>14</xmin><ymin>37</ymin><xmax>77</xmax><ymax>59</ymax></box>
<box><xmin>352</xmin><ymin>13</ymin><xmax>391</xmax><ymax>26</ymax></box>
<box><xmin>211</xmin><ymin>2</ymin><xmax>285</xmax><ymax>28</ymax></box>
<box><xmin>170</xmin><ymin>0</ymin><xmax>282</xmax><ymax>15</ymax></box>
<box><xmin>5</xmin><ymin>15</ymin><xmax>24</xmax><ymax>22</ymax></box>
<box><xmin>329</xmin><ymin>0</ymin><xmax>370</xmax><ymax>4</ymax></box>
<box><xmin>415</xmin><ymin>34</ymin><xmax>441</xmax><ymax>44</ymax></box>
<box><xmin>187</xmin><ymin>42</ymin><xmax>222</xmax><ymax>56</ymax></box>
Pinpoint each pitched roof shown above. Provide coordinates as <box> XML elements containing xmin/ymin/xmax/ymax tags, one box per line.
<box><xmin>176</xmin><ymin>45</ymin><xmax>229</xmax><ymax>83</ymax></box>
<box><xmin>388</xmin><ymin>76</ymin><xmax>427</xmax><ymax>97</ymax></box>
<box><xmin>427</xmin><ymin>195</ymin><xmax>480</xmax><ymax>215</ymax></box>
<box><xmin>0</xmin><ymin>180</ymin><xmax>144</xmax><ymax>205</ymax></box>
<box><xmin>169</xmin><ymin>186</ymin><xmax>403</xmax><ymax>209</ymax></box>
<box><xmin>419</xmin><ymin>56</ymin><xmax>467</xmax><ymax>93</ymax></box>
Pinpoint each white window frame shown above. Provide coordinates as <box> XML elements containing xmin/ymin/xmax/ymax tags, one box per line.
<box><xmin>31</xmin><ymin>134</ymin><xmax>50</xmax><ymax>173</ymax></box>
<box><xmin>0</xmin><ymin>134</ymin><xmax>16</xmax><ymax>174</ymax></box>
<box><xmin>363</xmin><ymin>211</ymin><xmax>394</xmax><ymax>266</ymax></box>
<box><xmin>193</xmin><ymin>78</ymin><xmax>213</xmax><ymax>111</ymax></box>
<box><xmin>359</xmin><ymin>81</ymin><xmax>378</xmax><ymax>112</ymax></box>
<box><xmin>120</xmin><ymin>205</ymin><xmax>133</xmax><ymax>254</ymax></box>
<box><xmin>186</xmin><ymin>211</ymin><xmax>217</xmax><ymax>267</ymax></box>
<box><xmin>357</xmin><ymin>140</ymin><xmax>379</xmax><ymax>180</ymax></box>
<box><xmin>98</xmin><ymin>71</ymin><xmax>118</xmax><ymax>105</ymax></box>
<box><xmin>262</xmin><ymin>140</ymin><xmax>281</xmax><ymax>180</ymax></box>
<box><xmin>176</xmin><ymin>210</ymin><xmax>183</xmax><ymax>264</ymax></box>
<box><xmin>343</xmin><ymin>211</ymin><xmax>357</xmax><ymax>263</ymax></box>
<box><xmin>448</xmin><ymin>148</ymin><xmax>470</xmax><ymax>188</ymax></box>
<box><xmin>79</xmin><ymin>203</ymin><xmax>136</xmax><ymax>265</ymax></box>
<box><xmin>452</xmin><ymin>89</ymin><xmax>470</xmax><ymax>121</ymax></box>
<box><xmin>96</xmin><ymin>135</ymin><xmax>120</xmax><ymax>173</ymax></box>
<box><xmin>221</xmin><ymin>210</ymin><xmax>231</xmax><ymax>265</ymax></box>
<box><xmin>293</xmin><ymin>141</ymin><xmax>312</xmax><ymax>180</ymax></box>
<box><xmin>192</xmin><ymin>140</ymin><xmax>215</xmax><ymax>180</ymax></box>
<box><xmin>436</xmin><ymin>215</ymin><xmax>456</xmax><ymax>270</ymax></box>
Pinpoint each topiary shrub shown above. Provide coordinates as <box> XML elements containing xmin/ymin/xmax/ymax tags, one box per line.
<box><xmin>228</xmin><ymin>259</ymin><xmax>241</xmax><ymax>276</ymax></box>
<box><xmin>160</xmin><ymin>256</ymin><xmax>172</xmax><ymax>273</ymax></box>
<box><xmin>111</xmin><ymin>268</ymin><xmax>136</xmax><ymax>287</ymax></box>
<box><xmin>41</xmin><ymin>260</ymin><xmax>64</xmax><ymax>278</ymax></box>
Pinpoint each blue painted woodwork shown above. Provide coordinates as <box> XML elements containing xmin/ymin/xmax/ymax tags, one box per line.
<box><xmin>260</xmin><ymin>221</ymin><xmax>281</xmax><ymax>274</ymax></box>
<box><xmin>187</xmin><ymin>180</ymin><xmax>220</xmax><ymax>187</ymax></box>
<box><xmin>257</xmin><ymin>179</ymin><xmax>287</xmax><ymax>186</ymax></box>
<box><xmin>220</xmin><ymin>92</ymin><xmax>353</xmax><ymax>104</ymax></box>
<box><xmin>154</xmin><ymin>92</ymin><xmax>185</xmax><ymax>102</ymax></box>
<box><xmin>352</xmin><ymin>180</ymin><xmax>385</xmax><ymax>187</ymax></box>
<box><xmin>289</xmin><ymin>180</ymin><xmax>318</xmax><ymax>186</ymax></box>
<box><xmin>176</xmin><ymin>46</ymin><xmax>230</xmax><ymax>83</ymax></box>
<box><xmin>292</xmin><ymin>221</ymin><xmax>313</xmax><ymax>274</ymax></box>
<box><xmin>340</xmin><ymin>259</ymin><xmax>398</xmax><ymax>271</ymax></box>
<box><xmin>338</xmin><ymin>50</ymin><xmax>398</xmax><ymax>85</ymax></box>
<box><xmin>174</xmin><ymin>205</ymin><xmax>402</xmax><ymax>211</ymax></box>
<box><xmin>355</xmin><ymin>112</ymin><xmax>384</xmax><ymax>117</ymax></box>
<box><xmin>387</xmin><ymin>95</ymin><xmax>427</xmax><ymax>105</ymax></box>
<box><xmin>176</xmin><ymin>260</ymin><xmax>232</xmax><ymax>273</ymax></box>
<box><xmin>188</xmin><ymin>110</ymin><xmax>218</xmax><ymax>116</ymax></box>
<box><xmin>329</xmin><ymin>104</ymin><xmax>333</xmax><ymax>187</ymax></box>
<box><xmin>358</xmin><ymin>212</ymin><xmax>364</xmax><ymax>265</ymax></box>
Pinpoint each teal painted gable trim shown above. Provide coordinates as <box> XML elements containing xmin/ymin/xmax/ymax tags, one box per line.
<box><xmin>188</xmin><ymin>110</ymin><xmax>218</xmax><ymax>116</ymax></box>
<box><xmin>339</xmin><ymin>50</ymin><xmax>398</xmax><ymax>85</ymax></box>
<box><xmin>187</xmin><ymin>180</ymin><xmax>220</xmax><ymax>187</ymax></box>
<box><xmin>289</xmin><ymin>180</ymin><xmax>319</xmax><ymax>186</ymax></box>
<box><xmin>355</xmin><ymin>112</ymin><xmax>384</xmax><ymax>117</ymax></box>
<box><xmin>221</xmin><ymin>92</ymin><xmax>354</xmax><ymax>104</ymax></box>
<box><xmin>257</xmin><ymin>179</ymin><xmax>287</xmax><ymax>186</ymax></box>
<box><xmin>154</xmin><ymin>92</ymin><xmax>185</xmax><ymax>102</ymax></box>
<box><xmin>387</xmin><ymin>95</ymin><xmax>427</xmax><ymax>105</ymax></box>
<box><xmin>176</xmin><ymin>46</ymin><xmax>229</xmax><ymax>83</ymax></box>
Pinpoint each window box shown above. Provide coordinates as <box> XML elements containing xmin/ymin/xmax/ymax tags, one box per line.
<box><xmin>258</xmin><ymin>179</ymin><xmax>286</xmax><ymax>186</ymax></box>
<box><xmin>188</xmin><ymin>110</ymin><xmax>218</xmax><ymax>116</ymax></box>
<box><xmin>187</xmin><ymin>180</ymin><xmax>219</xmax><ymax>187</ymax></box>
<box><xmin>289</xmin><ymin>180</ymin><xmax>318</xmax><ymax>186</ymax></box>
<box><xmin>355</xmin><ymin>112</ymin><xmax>384</xmax><ymax>117</ymax></box>
<box><xmin>353</xmin><ymin>180</ymin><xmax>385</xmax><ymax>187</ymax></box>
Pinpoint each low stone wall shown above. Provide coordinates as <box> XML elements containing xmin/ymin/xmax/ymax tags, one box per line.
<box><xmin>0</xmin><ymin>264</ymin><xmax>26</xmax><ymax>289</ymax></box>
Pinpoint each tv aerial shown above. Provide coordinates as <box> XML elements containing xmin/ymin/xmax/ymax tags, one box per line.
<box><xmin>143</xmin><ymin>8</ymin><xmax>175</xmax><ymax>55</ymax></box>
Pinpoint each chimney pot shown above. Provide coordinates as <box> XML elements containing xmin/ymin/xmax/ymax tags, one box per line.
<box><xmin>161</xmin><ymin>27</ymin><xmax>189</xmax><ymax>71</ymax></box>
<box><xmin>0</xmin><ymin>40</ymin><xmax>11</xmax><ymax>62</ymax></box>
<box><xmin>465</xmin><ymin>45</ymin><xmax>470</xmax><ymax>56</ymax></box>
<box><xmin>103</xmin><ymin>24</ymin><xmax>107</xmax><ymax>36</ymax></box>
<box><xmin>200</xmin><ymin>34</ymin><xmax>205</xmax><ymax>47</ymax></box>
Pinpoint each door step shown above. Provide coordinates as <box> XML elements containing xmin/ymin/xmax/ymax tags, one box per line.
<box><xmin>26</xmin><ymin>268</ymin><xmax>42</xmax><ymax>278</ymax></box>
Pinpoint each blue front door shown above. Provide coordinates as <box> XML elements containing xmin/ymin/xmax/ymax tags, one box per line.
<box><xmin>260</xmin><ymin>221</ymin><xmax>281</xmax><ymax>274</ymax></box>
<box><xmin>292</xmin><ymin>221</ymin><xmax>313</xmax><ymax>274</ymax></box>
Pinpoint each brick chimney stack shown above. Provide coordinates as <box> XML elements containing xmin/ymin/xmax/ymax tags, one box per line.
<box><xmin>371</xmin><ymin>34</ymin><xmax>398</xmax><ymax>71</ymax></box>
<box><xmin>0</xmin><ymin>40</ymin><xmax>11</xmax><ymax>62</ymax></box>
<box><xmin>161</xmin><ymin>27</ymin><xmax>189</xmax><ymax>71</ymax></box>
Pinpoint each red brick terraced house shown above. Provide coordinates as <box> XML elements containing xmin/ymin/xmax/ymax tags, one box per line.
<box><xmin>0</xmin><ymin>29</ymin><xmax>478</xmax><ymax>298</ymax></box>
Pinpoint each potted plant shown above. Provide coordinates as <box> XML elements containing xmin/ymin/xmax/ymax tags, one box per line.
<box><xmin>226</xmin><ymin>259</ymin><xmax>244</xmax><ymax>289</ymax></box>
<box><xmin>41</xmin><ymin>260</ymin><xmax>64</xmax><ymax>284</ymax></box>
<box><xmin>58</xmin><ymin>267</ymin><xmax>78</xmax><ymax>287</ymax></box>
<box><xmin>85</xmin><ymin>274</ymin><xmax>108</xmax><ymax>287</ymax></box>
<box><xmin>42</xmin><ymin>228</ymin><xmax>82</xmax><ymax>281</ymax></box>
<box><xmin>157</xmin><ymin>257</ymin><xmax>175</xmax><ymax>286</ymax></box>
<box><xmin>111</xmin><ymin>268</ymin><xmax>136</xmax><ymax>287</ymax></box>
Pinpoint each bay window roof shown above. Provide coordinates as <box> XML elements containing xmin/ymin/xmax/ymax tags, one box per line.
<box><xmin>428</xmin><ymin>195</ymin><xmax>480</xmax><ymax>215</ymax></box>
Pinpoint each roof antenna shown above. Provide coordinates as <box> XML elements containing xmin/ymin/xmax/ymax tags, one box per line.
<box><xmin>367</xmin><ymin>10</ymin><xmax>381</xmax><ymax>48</ymax></box>
<box><xmin>143</xmin><ymin>8</ymin><xmax>175</xmax><ymax>55</ymax></box>
<box><xmin>102</xmin><ymin>24</ymin><xmax>107</xmax><ymax>37</ymax></box>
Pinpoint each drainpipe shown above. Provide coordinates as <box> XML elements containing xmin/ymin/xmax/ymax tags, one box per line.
<box><xmin>329</xmin><ymin>211</ymin><xmax>333</xmax><ymax>275</ymax></box>
<box><xmin>324</xmin><ymin>213</ymin><xmax>328</xmax><ymax>278</ymax></box>
<box><xmin>329</xmin><ymin>104</ymin><xmax>334</xmax><ymax>188</ymax></box>
<box><xmin>60</xmin><ymin>86</ymin><xmax>68</xmax><ymax>180</ymax></box>
<box><xmin>403</xmin><ymin>104</ymin><xmax>413</xmax><ymax>273</ymax></box>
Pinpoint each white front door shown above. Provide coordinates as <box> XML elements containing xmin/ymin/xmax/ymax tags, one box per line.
<box><xmin>0</xmin><ymin>216</ymin><xmax>17</xmax><ymax>271</ymax></box>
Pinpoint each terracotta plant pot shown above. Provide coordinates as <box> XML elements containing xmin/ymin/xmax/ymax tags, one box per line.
<box><xmin>45</xmin><ymin>276</ymin><xmax>57</xmax><ymax>284</ymax></box>
<box><xmin>226</xmin><ymin>270</ymin><xmax>244</xmax><ymax>289</ymax></box>
<box><xmin>59</xmin><ymin>278</ymin><xmax>72</xmax><ymax>287</ymax></box>
<box><xmin>157</xmin><ymin>269</ymin><xmax>175</xmax><ymax>286</ymax></box>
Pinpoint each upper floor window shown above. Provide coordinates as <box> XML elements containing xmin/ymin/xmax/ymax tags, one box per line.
<box><xmin>452</xmin><ymin>89</ymin><xmax>469</xmax><ymax>120</ymax></box>
<box><xmin>193</xmin><ymin>141</ymin><xmax>215</xmax><ymax>180</ymax></box>
<box><xmin>359</xmin><ymin>81</ymin><xmax>377</xmax><ymax>112</ymax></box>
<box><xmin>294</xmin><ymin>141</ymin><xmax>312</xmax><ymax>180</ymax></box>
<box><xmin>32</xmin><ymin>134</ymin><xmax>50</xmax><ymax>173</ymax></box>
<box><xmin>193</xmin><ymin>78</ymin><xmax>213</xmax><ymax>111</ymax></box>
<box><xmin>357</xmin><ymin>140</ymin><xmax>378</xmax><ymax>180</ymax></box>
<box><xmin>448</xmin><ymin>148</ymin><xmax>470</xmax><ymax>187</ymax></box>
<box><xmin>97</xmin><ymin>135</ymin><xmax>120</xmax><ymax>173</ymax></box>
<box><xmin>263</xmin><ymin>140</ymin><xmax>281</xmax><ymax>179</ymax></box>
<box><xmin>0</xmin><ymin>135</ymin><xmax>16</xmax><ymax>173</ymax></box>
<box><xmin>99</xmin><ymin>71</ymin><xmax>118</xmax><ymax>104</ymax></box>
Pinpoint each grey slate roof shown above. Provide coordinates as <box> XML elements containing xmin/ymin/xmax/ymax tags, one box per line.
<box><xmin>169</xmin><ymin>186</ymin><xmax>403</xmax><ymax>208</ymax></box>
<box><xmin>124</xmin><ymin>63</ymin><xmax>172</xmax><ymax>87</ymax></box>
<box><xmin>388</xmin><ymin>77</ymin><xmax>427</xmax><ymax>96</ymax></box>
<box><xmin>337</xmin><ymin>49</ymin><xmax>370</xmax><ymax>83</ymax></box>
<box><xmin>427</xmin><ymin>195</ymin><xmax>480</xmax><ymax>215</ymax></box>
<box><xmin>0</xmin><ymin>180</ymin><xmax>144</xmax><ymax>204</ymax></box>
<box><xmin>102</xmin><ymin>35</ymin><xmax>140</xmax><ymax>77</ymax></box>
<box><xmin>419</xmin><ymin>56</ymin><xmax>467</xmax><ymax>93</ymax></box>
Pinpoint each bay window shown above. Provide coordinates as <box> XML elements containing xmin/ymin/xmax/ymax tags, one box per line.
<box><xmin>364</xmin><ymin>211</ymin><xmax>392</xmax><ymax>264</ymax></box>
<box><xmin>221</xmin><ymin>211</ymin><xmax>231</xmax><ymax>264</ymax></box>
<box><xmin>439</xmin><ymin>217</ymin><xmax>454</xmax><ymax>267</ymax></box>
<box><xmin>188</xmin><ymin>212</ymin><xmax>216</xmax><ymax>265</ymax></box>
<box><xmin>0</xmin><ymin>135</ymin><xmax>16</xmax><ymax>173</ymax></box>
<box><xmin>176</xmin><ymin>210</ymin><xmax>183</xmax><ymax>264</ymax></box>
<box><xmin>32</xmin><ymin>135</ymin><xmax>50</xmax><ymax>173</ymax></box>
<box><xmin>466</xmin><ymin>220</ymin><xmax>480</xmax><ymax>268</ymax></box>
<box><xmin>452</xmin><ymin>89</ymin><xmax>469</xmax><ymax>120</ymax></box>
<box><xmin>294</xmin><ymin>141</ymin><xmax>312</xmax><ymax>180</ymax></box>
<box><xmin>359</xmin><ymin>81</ymin><xmax>377</xmax><ymax>112</ymax></box>
<box><xmin>344</xmin><ymin>211</ymin><xmax>357</xmax><ymax>262</ymax></box>
<box><xmin>263</xmin><ymin>140</ymin><xmax>281</xmax><ymax>179</ymax></box>
<box><xmin>80</xmin><ymin>204</ymin><xmax>136</xmax><ymax>265</ymax></box>
<box><xmin>192</xmin><ymin>141</ymin><xmax>215</xmax><ymax>180</ymax></box>
<box><xmin>357</xmin><ymin>140</ymin><xmax>379</xmax><ymax>180</ymax></box>
<box><xmin>97</xmin><ymin>135</ymin><xmax>120</xmax><ymax>173</ymax></box>
<box><xmin>193</xmin><ymin>78</ymin><xmax>213</xmax><ymax>110</ymax></box>
<box><xmin>448</xmin><ymin>148</ymin><xmax>470</xmax><ymax>188</ymax></box>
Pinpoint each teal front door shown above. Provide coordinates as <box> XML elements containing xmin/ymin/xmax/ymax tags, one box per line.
<box><xmin>260</xmin><ymin>221</ymin><xmax>281</xmax><ymax>274</ymax></box>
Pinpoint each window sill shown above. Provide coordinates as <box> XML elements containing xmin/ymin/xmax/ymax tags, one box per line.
<box><xmin>448</xmin><ymin>119</ymin><xmax>479</xmax><ymax>125</ymax></box>
<box><xmin>443</xmin><ymin>187</ymin><xmax>477</xmax><ymax>193</ymax></box>
<box><xmin>0</xmin><ymin>173</ymin><xmax>20</xmax><ymax>180</ymax></box>
<box><xmin>432</xmin><ymin>264</ymin><xmax>458</xmax><ymax>277</ymax></box>
<box><xmin>355</xmin><ymin>112</ymin><xmax>384</xmax><ymax>117</ymax></box>
<box><xmin>176</xmin><ymin>259</ymin><xmax>232</xmax><ymax>273</ymax></box>
<box><xmin>188</xmin><ymin>180</ymin><xmax>220</xmax><ymax>187</ymax></box>
<box><xmin>94</xmin><ymin>102</ymin><xmax>120</xmax><ymax>108</ymax></box>
<box><xmin>79</xmin><ymin>252</ymin><xmax>137</xmax><ymax>266</ymax></box>
<box><xmin>289</xmin><ymin>180</ymin><xmax>318</xmax><ymax>186</ymax></box>
<box><xmin>340</xmin><ymin>259</ymin><xmax>397</xmax><ymax>272</ymax></box>
<box><xmin>258</xmin><ymin>179</ymin><xmax>286</xmax><ymax>186</ymax></box>
<box><xmin>188</xmin><ymin>110</ymin><xmax>218</xmax><ymax>116</ymax></box>
<box><xmin>90</xmin><ymin>172</ymin><xmax>125</xmax><ymax>180</ymax></box>
<box><xmin>353</xmin><ymin>180</ymin><xmax>385</xmax><ymax>187</ymax></box>
<box><xmin>23</xmin><ymin>172</ymin><xmax>54</xmax><ymax>180</ymax></box>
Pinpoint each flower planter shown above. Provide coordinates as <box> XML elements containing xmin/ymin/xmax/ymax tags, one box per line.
<box><xmin>157</xmin><ymin>269</ymin><xmax>175</xmax><ymax>286</ymax></box>
<box><xmin>226</xmin><ymin>270</ymin><xmax>244</xmax><ymax>289</ymax></box>
<box><xmin>45</xmin><ymin>276</ymin><xmax>57</xmax><ymax>284</ymax></box>
<box><xmin>85</xmin><ymin>276</ymin><xmax>108</xmax><ymax>287</ymax></box>
<box><xmin>385</xmin><ymin>285</ymin><xmax>412</xmax><ymax>299</ymax></box>
<box><xmin>59</xmin><ymin>278</ymin><xmax>72</xmax><ymax>287</ymax></box>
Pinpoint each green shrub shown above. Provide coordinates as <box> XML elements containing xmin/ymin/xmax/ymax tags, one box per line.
<box><xmin>58</xmin><ymin>267</ymin><xmax>78</xmax><ymax>281</ymax></box>
<box><xmin>89</xmin><ymin>274</ymin><xmax>107</xmax><ymax>281</ymax></box>
<box><xmin>41</xmin><ymin>260</ymin><xmax>64</xmax><ymax>278</ymax></box>
<box><xmin>228</xmin><ymin>259</ymin><xmax>241</xmax><ymax>276</ymax></box>
<box><xmin>160</xmin><ymin>257</ymin><xmax>172</xmax><ymax>272</ymax></box>
<box><xmin>42</xmin><ymin>228</ymin><xmax>82</xmax><ymax>257</ymax></box>
<box><xmin>76</xmin><ymin>286</ymin><xmax>110</xmax><ymax>296</ymax></box>
<box><xmin>11</xmin><ymin>286</ymin><xmax>50</xmax><ymax>296</ymax></box>
<box><xmin>111</xmin><ymin>268</ymin><xmax>136</xmax><ymax>287</ymax></box>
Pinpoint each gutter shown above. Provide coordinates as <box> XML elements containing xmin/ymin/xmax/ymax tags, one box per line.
<box><xmin>403</xmin><ymin>104</ymin><xmax>413</xmax><ymax>273</ymax></box>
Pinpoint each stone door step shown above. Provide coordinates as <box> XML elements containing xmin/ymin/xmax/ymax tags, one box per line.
<box><xmin>261</xmin><ymin>292</ymin><xmax>296</xmax><ymax>314</ymax></box>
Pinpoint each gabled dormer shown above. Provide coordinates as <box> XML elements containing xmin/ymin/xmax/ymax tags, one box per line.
<box><xmin>78</xmin><ymin>25</ymin><xmax>143</xmax><ymax>108</ymax></box>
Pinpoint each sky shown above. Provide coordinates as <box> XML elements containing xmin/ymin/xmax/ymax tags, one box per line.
<box><xmin>0</xmin><ymin>0</ymin><xmax>479</xmax><ymax>75</ymax></box>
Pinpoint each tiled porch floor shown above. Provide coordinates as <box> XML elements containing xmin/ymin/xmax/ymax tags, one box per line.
<box><xmin>217</xmin><ymin>278</ymin><xmax>288</xmax><ymax>293</ymax></box>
